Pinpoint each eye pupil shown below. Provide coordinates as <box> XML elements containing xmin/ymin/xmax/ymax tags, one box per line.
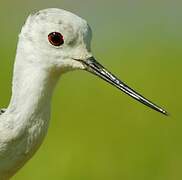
<box><xmin>48</xmin><ymin>32</ymin><xmax>64</xmax><ymax>46</ymax></box>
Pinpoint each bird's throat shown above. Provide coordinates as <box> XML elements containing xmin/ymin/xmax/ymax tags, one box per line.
<box><xmin>0</xmin><ymin>58</ymin><xmax>61</xmax><ymax>179</ymax></box>
<box><xmin>7</xmin><ymin>57</ymin><xmax>61</xmax><ymax>156</ymax></box>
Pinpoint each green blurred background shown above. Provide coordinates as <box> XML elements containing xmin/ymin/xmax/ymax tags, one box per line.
<box><xmin>0</xmin><ymin>0</ymin><xmax>181</xmax><ymax>179</ymax></box>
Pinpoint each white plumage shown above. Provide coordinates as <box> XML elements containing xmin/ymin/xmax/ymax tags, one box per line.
<box><xmin>0</xmin><ymin>8</ymin><xmax>91</xmax><ymax>179</ymax></box>
<box><xmin>0</xmin><ymin>8</ymin><xmax>167</xmax><ymax>179</ymax></box>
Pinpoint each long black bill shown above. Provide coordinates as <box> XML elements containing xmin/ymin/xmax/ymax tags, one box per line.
<box><xmin>75</xmin><ymin>57</ymin><xmax>168</xmax><ymax>115</ymax></box>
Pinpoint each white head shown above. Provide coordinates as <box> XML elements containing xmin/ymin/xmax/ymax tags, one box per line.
<box><xmin>14</xmin><ymin>8</ymin><xmax>167</xmax><ymax>115</ymax></box>
<box><xmin>18</xmin><ymin>8</ymin><xmax>92</xmax><ymax>71</ymax></box>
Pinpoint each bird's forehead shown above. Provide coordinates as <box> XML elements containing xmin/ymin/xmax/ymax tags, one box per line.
<box><xmin>29</xmin><ymin>8</ymin><xmax>88</xmax><ymax>31</ymax></box>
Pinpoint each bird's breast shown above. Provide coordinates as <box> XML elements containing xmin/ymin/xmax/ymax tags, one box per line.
<box><xmin>0</xmin><ymin>111</ymin><xmax>51</xmax><ymax>179</ymax></box>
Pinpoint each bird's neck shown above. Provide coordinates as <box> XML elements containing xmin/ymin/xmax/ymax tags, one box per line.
<box><xmin>8</xmin><ymin>51</ymin><xmax>60</xmax><ymax>128</ymax></box>
<box><xmin>0</xmin><ymin>47</ymin><xmax>62</xmax><ymax>179</ymax></box>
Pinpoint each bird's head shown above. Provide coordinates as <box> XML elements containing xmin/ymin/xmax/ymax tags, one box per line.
<box><xmin>19</xmin><ymin>8</ymin><xmax>92</xmax><ymax>71</ymax></box>
<box><xmin>17</xmin><ymin>8</ymin><xmax>167</xmax><ymax>115</ymax></box>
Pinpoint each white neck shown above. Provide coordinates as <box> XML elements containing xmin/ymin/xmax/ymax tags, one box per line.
<box><xmin>9</xmin><ymin>60</ymin><xmax>58</xmax><ymax>120</ymax></box>
<box><xmin>8</xmin><ymin>35</ymin><xmax>62</xmax><ymax>125</ymax></box>
<box><xmin>0</xmin><ymin>42</ymin><xmax>61</xmax><ymax>179</ymax></box>
<box><xmin>8</xmin><ymin>60</ymin><xmax>59</xmax><ymax>129</ymax></box>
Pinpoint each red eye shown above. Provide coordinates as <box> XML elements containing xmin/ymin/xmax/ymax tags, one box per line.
<box><xmin>48</xmin><ymin>32</ymin><xmax>64</xmax><ymax>46</ymax></box>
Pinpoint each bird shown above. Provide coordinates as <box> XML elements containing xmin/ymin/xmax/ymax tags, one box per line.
<box><xmin>0</xmin><ymin>8</ymin><xmax>168</xmax><ymax>179</ymax></box>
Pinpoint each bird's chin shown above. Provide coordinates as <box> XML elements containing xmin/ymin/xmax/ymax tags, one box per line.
<box><xmin>55</xmin><ymin>59</ymin><xmax>85</xmax><ymax>74</ymax></box>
